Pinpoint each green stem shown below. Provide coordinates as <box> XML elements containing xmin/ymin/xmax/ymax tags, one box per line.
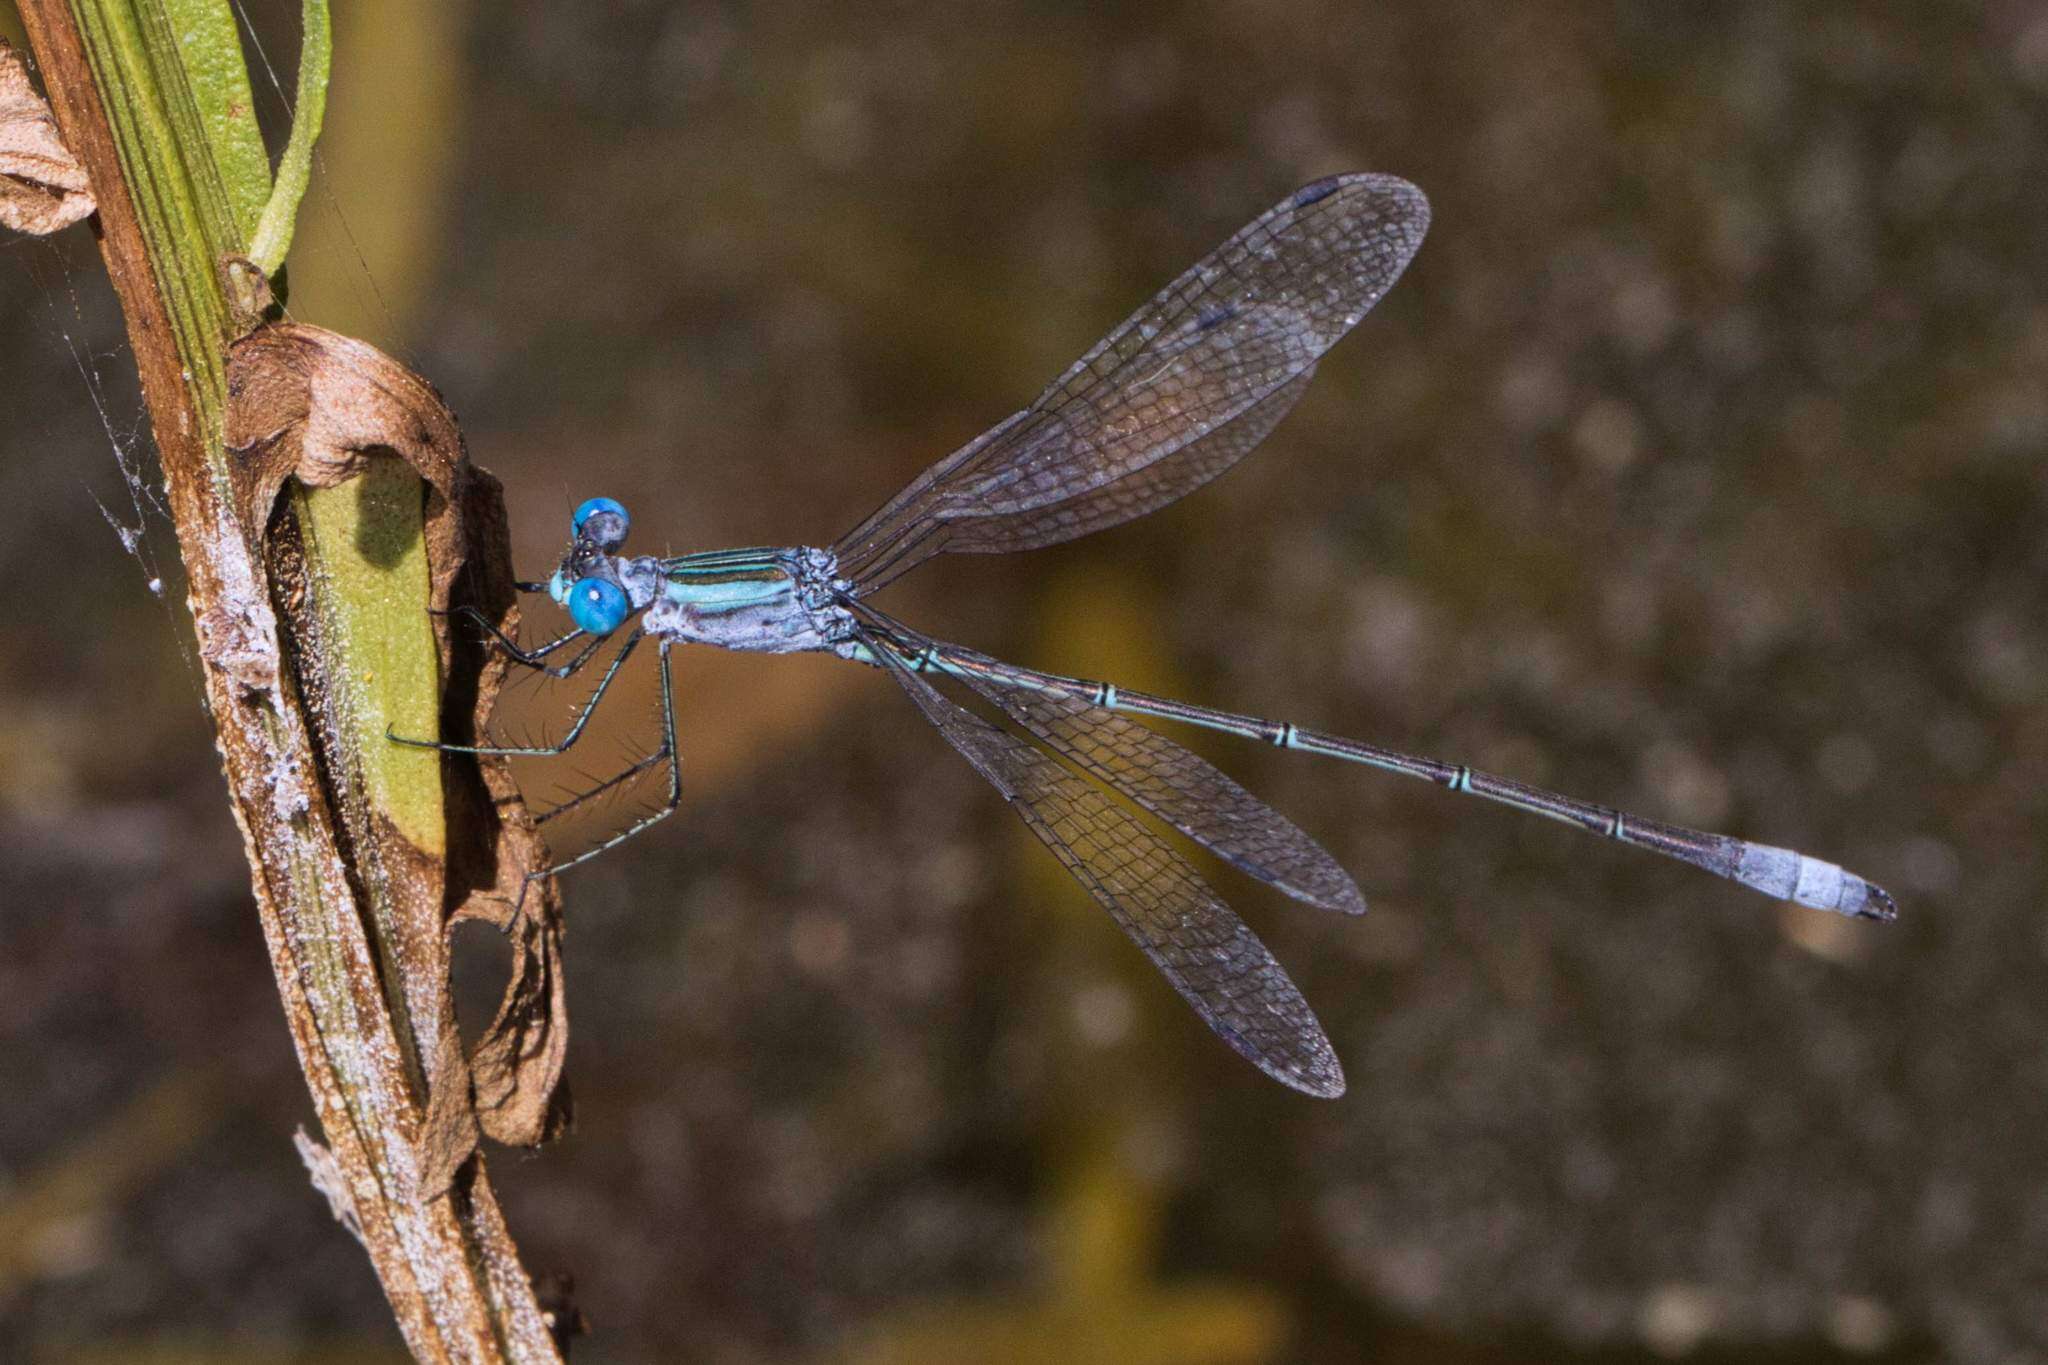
<box><xmin>69</xmin><ymin>0</ymin><xmax>234</xmax><ymax>400</ymax></box>
<box><xmin>298</xmin><ymin>459</ymin><xmax>445</xmax><ymax>855</ymax></box>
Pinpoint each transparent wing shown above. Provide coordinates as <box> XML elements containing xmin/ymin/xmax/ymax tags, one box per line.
<box><xmin>935</xmin><ymin>366</ymin><xmax>1317</xmax><ymax>560</ymax></box>
<box><xmin>868</xmin><ymin>626</ymin><xmax>1344</xmax><ymax>1097</ymax></box>
<box><xmin>835</xmin><ymin>174</ymin><xmax>1429</xmax><ymax>592</ymax></box>
<box><xmin>927</xmin><ymin>640</ymin><xmax>1366</xmax><ymax>916</ymax></box>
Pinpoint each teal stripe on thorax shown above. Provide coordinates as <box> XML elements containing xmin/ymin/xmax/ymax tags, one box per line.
<box><xmin>661</xmin><ymin>548</ymin><xmax>798</xmax><ymax>612</ymax></box>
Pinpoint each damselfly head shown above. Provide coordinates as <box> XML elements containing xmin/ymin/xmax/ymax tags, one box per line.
<box><xmin>538</xmin><ymin>498</ymin><xmax>631</xmax><ymax>635</ymax></box>
<box><xmin>549</xmin><ymin>498</ymin><xmax>637</xmax><ymax>634</ymax></box>
<box><xmin>571</xmin><ymin>496</ymin><xmax>631</xmax><ymax>551</ymax></box>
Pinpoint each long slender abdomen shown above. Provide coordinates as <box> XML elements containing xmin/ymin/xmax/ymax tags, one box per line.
<box><xmin>1099</xmin><ymin>688</ymin><xmax>1898</xmax><ymax>922</ymax></box>
<box><xmin>847</xmin><ymin>635</ymin><xmax>1897</xmax><ymax>922</ymax></box>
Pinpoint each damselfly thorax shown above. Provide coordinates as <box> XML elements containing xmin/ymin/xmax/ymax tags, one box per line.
<box><xmin>554</xmin><ymin>543</ymin><xmax>857</xmax><ymax>657</ymax></box>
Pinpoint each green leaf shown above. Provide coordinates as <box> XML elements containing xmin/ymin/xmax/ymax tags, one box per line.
<box><xmin>158</xmin><ymin>0</ymin><xmax>268</xmax><ymax>240</ymax></box>
<box><xmin>248</xmin><ymin>0</ymin><xmax>328</xmax><ymax>274</ymax></box>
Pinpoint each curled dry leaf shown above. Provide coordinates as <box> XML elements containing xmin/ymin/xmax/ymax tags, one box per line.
<box><xmin>0</xmin><ymin>39</ymin><xmax>94</xmax><ymax>234</ymax></box>
<box><xmin>225</xmin><ymin>323</ymin><xmax>464</xmax><ymax>531</ymax></box>
<box><xmin>228</xmin><ymin>323</ymin><xmax>571</xmax><ymax>1166</ymax></box>
<box><xmin>441</xmin><ymin>470</ymin><xmax>575</xmax><ymax>1149</ymax></box>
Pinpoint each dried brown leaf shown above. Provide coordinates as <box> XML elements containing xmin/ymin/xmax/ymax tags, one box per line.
<box><xmin>225</xmin><ymin>323</ymin><xmax>463</xmax><ymax>533</ymax></box>
<box><xmin>0</xmin><ymin>39</ymin><xmax>93</xmax><ymax>234</ymax></box>
<box><xmin>228</xmin><ymin>323</ymin><xmax>571</xmax><ymax>1159</ymax></box>
<box><xmin>418</xmin><ymin>1023</ymin><xmax>481</xmax><ymax>1197</ymax></box>
<box><xmin>442</xmin><ymin>469</ymin><xmax>574</xmax><ymax>1148</ymax></box>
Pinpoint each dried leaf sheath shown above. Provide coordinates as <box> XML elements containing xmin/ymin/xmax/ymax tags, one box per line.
<box><xmin>227</xmin><ymin>323</ymin><xmax>573</xmax><ymax>1152</ymax></box>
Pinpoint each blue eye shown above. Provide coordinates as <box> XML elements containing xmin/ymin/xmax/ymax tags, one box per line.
<box><xmin>572</xmin><ymin>496</ymin><xmax>630</xmax><ymax>542</ymax></box>
<box><xmin>567</xmin><ymin>577</ymin><xmax>630</xmax><ymax>635</ymax></box>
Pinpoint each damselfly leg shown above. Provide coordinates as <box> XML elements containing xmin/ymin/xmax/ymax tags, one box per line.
<box><xmin>435</xmin><ymin>603</ymin><xmax>606</xmax><ymax>676</ymax></box>
<box><xmin>397</xmin><ymin>613</ymin><xmax>683</xmax><ymax>888</ymax></box>
<box><xmin>391</xmin><ymin>627</ymin><xmax>648</xmax><ymax>758</ymax></box>
<box><xmin>523</xmin><ymin>640</ymin><xmax>683</xmax><ymax>882</ymax></box>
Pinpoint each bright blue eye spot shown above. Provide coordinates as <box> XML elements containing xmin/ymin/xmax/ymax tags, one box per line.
<box><xmin>567</xmin><ymin>577</ymin><xmax>630</xmax><ymax>635</ymax></box>
<box><xmin>572</xmin><ymin>496</ymin><xmax>630</xmax><ymax>539</ymax></box>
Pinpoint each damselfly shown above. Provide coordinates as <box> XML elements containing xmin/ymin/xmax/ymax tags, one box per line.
<box><xmin>403</xmin><ymin>174</ymin><xmax>1894</xmax><ymax>1097</ymax></box>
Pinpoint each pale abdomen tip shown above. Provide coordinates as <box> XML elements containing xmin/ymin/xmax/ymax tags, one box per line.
<box><xmin>1737</xmin><ymin>844</ymin><xmax>1899</xmax><ymax>922</ymax></box>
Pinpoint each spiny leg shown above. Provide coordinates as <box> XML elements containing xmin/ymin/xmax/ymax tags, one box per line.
<box><xmin>534</xmin><ymin>745</ymin><xmax>670</xmax><ymax>826</ymax></box>
<box><xmin>524</xmin><ymin>638</ymin><xmax>683</xmax><ymax>885</ymax></box>
<box><xmin>390</xmin><ymin>627</ymin><xmax>646</xmax><ymax>757</ymax></box>
<box><xmin>440</xmin><ymin>602</ymin><xmax>604</xmax><ymax>676</ymax></box>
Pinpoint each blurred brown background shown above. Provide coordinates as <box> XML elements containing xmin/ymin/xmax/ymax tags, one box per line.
<box><xmin>1</xmin><ymin>0</ymin><xmax>2042</xmax><ymax>1360</ymax></box>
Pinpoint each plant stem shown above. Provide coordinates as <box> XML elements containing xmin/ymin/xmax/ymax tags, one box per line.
<box><xmin>15</xmin><ymin>2</ymin><xmax>561</xmax><ymax>1357</ymax></box>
